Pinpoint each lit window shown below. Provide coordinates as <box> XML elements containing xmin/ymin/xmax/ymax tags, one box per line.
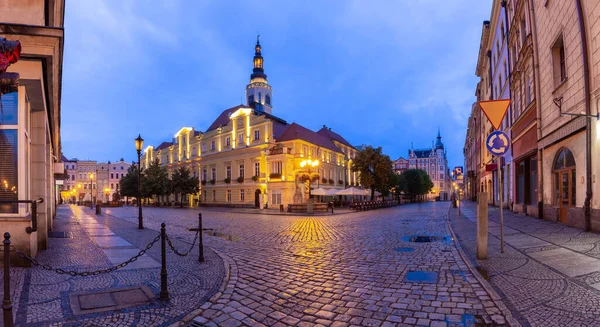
<box><xmin>254</xmin><ymin>162</ymin><xmax>260</xmax><ymax>177</ymax></box>
<box><xmin>239</xmin><ymin>164</ymin><xmax>245</xmax><ymax>178</ymax></box>
<box><xmin>226</xmin><ymin>137</ymin><xmax>231</xmax><ymax>148</ymax></box>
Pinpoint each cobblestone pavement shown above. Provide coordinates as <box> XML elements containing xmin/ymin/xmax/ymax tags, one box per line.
<box><xmin>0</xmin><ymin>205</ymin><xmax>224</xmax><ymax>326</ymax></box>
<box><xmin>450</xmin><ymin>201</ymin><xmax>600</xmax><ymax>327</ymax></box>
<box><xmin>106</xmin><ymin>202</ymin><xmax>511</xmax><ymax>327</ymax></box>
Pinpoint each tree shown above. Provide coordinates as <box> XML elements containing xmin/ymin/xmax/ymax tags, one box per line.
<box><xmin>142</xmin><ymin>159</ymin><xmax>169</xmax><ymax>206</ymax></box>
<box><xmin>397</xmin><ymin>169</ymin><xmax>433</xmax><ymax>202</ymax></box>
<box><xmin>351</xmin><ymin>146</ymin><xmax>393</xmax><ymax>200</ymax></box>
<box><xmin>171</xmin><ymin>166</ymin><xmax>199</xmax><ymax>208</ymax></box>
<box><xmin>119</xmin><ymin>165</ymin><xmax>140</xmax><ymax>201</ymax></box>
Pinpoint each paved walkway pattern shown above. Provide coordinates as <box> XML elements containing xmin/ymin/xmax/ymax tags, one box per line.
<box><xmin>0</xmin><ymin>205</ymin><xmax>224</xmax><ymax>326</ymax></box>
<box><xmin>107</xmin><ymin>202</ymin><xmax>509</xmax><ymax>327</ymax></box>
<box><xmin>450</xmin><ymin>201</ymin><xmax>600</xmax><ymax>327</ymax></box>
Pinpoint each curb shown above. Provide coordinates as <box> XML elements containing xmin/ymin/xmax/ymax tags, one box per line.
<box><xmin>172</xmin><ymin>248</ymin><xmax>238</xmax><ymax>326</ymax></box>
<box><xmin>445</xmin><ymin>207</ymin><xmax>521</xmax><ymax>327</ymax></box>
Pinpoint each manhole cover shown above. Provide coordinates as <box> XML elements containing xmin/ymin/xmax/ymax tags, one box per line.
<box><xmin>69</xmin><ymin>285</ymin><xmax>154</xmax><ymax>315</ymax></box>
<box><xmin>48</xmin><ymin>231</ymin><xmax>71</xmax><ymax>238</ymax></box>
<box><xmin>401</xmin><ymin>235</ymin><xmax>452</xmax><ymax>243</ymax></box>
<box><xmin>403</xmin><ymin>271</ymin><xmax>439</xmax><ymax>283</ymax></box>
<box><xmin>394</xmin><ymin>247</ymin><xmax>415</xmax><ymax>252</ymax></box>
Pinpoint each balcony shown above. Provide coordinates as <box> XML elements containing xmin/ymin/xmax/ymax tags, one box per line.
<box><xmin>269</xmin><ymin>147</ymin><xmax>292</xmax><ymax>155</ymax></box>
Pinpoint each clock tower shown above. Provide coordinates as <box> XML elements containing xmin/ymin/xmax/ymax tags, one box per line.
<box><xmin>246</xmin><ymin>35</ymin><xmax>273</xmax><ymax>114</ymax></box>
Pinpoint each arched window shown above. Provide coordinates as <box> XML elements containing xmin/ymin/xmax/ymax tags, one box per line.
<box><xmin>258</xmin><ymin>92</ymin><xmax>262</xmax><ymax>103</ymax></box>
<box><xmin>265</xmin><ymin>94</ymin><xmax>271</xmax><ymax>105</ymax></box>
<box><xmin>553</xmin><ymin>148</ymin><xmax>576</xmax><ymax>221</ymax></box>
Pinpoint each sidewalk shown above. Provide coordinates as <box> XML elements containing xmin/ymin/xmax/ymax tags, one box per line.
<box><xmin>449</xmin><ymin>201</ymin><xmax>600</xmax><ymax>327</ymax></box>
<box><xmin>0</xmin><ymin>204</ymin><xmax>225</xmax><ymax>326</ymax></box>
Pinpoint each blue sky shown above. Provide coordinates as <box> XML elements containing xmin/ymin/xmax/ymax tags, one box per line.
<box><xmin>61</xmin><ymin>0</ymin><xmax>492</xmax><ymax>168</ymax></box>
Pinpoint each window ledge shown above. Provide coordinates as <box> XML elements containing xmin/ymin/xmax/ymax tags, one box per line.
<box><xmin>551</xmin><ymin>77</ymin><xmax>568</xmax><ymax>95</ymax></box>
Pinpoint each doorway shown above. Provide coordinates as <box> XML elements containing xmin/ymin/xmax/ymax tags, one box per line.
<box><xmin>553</xmin><ymin>148</ymin><xmax>576</xmax><ymax>223</ymax></box>
<box><xmin>254</xmin><ymin>189</ymin><xmax>261</xmax><ymax>208</ymax></box>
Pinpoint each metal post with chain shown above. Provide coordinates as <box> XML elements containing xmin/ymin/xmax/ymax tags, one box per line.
<box><xmin>160</xmin><ymin>223</ymin><xmax>169</xmax><ymax>300</ymax></box>
<box><xmin>198</xmin><ymin>213</ymin><xmax>204</xmax><ymax>262</ymax></box>
<box><xmin>3</xmin><ymin>233</ymin><xmax>14</xmax><ymax>327</ymax></box>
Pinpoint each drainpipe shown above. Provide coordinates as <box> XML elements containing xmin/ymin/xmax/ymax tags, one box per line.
<box><xmin>528</xmin><ymin>0</ymin><xmax>544</xmax><ymax>219</ymax></box>
<box><xmin>502</xmin><ymin>0</ymin><xmax>512</xmax><ymax>208</ymax></box>
<box><xmin>575</xmin><ymin>0</ymin><xmax>593</xmax><ymax>231</ymax></box>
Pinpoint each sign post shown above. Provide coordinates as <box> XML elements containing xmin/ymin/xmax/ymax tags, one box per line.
<box><xmin>479</xmin><ymin>100</ymin><xmax>511</xmax><ymax>255</ymax></box>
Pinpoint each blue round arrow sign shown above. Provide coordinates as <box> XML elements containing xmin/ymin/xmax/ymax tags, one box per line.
<box><xmin>486</xmin><ymin>131</ymin><xmax>510</xmax><ymax>156</ymax></box>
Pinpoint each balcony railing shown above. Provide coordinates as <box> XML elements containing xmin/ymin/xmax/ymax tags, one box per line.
<box><xmin>268</xmin><ymin>148</ymin><xmax>292</xmax><ymax>155</ymax></box>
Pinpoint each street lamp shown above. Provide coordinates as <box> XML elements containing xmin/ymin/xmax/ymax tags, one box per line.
<box><xmin>89</xmin><ymin>173</ymin><xmax>94</xmax><ymax>209</ymax></box>
<box><xmin>135</xmin><ymin>134</ymin><xmax>144</xmax><ymax>229</ymax></box>
<box><xmin>300</xmin><ymin>159</ymin><xmax>319</xmax><ymax>199</ymax></box>
<box><xmin>455</xmin><ymin>185</ymin><xmax>460</xmax><ymax>215</ymax></box>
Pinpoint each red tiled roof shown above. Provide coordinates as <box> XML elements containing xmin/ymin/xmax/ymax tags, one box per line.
<box><xmin>317</xmin><ymin>127</ymin><xmax>354</xmax><ymax>148</ymax></box>
<box><xmin>156</xmin><ymin>142</ymin><xmax>173</xmax><ymax>151</ymax></box>
<box><xmin>206</xmin><ymin>105</ymin><xmax>246</xmax><ymax>132</ymax></box>
<box><xmin>277</xmin><ymin>123</ymin><xmax>340</xmax><ymax>153</ymax></box>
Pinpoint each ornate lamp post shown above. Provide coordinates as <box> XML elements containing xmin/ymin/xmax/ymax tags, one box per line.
<box><xmin>299</xmin><ymin>159</ymin><xmax>319</xmax><ymax>200</ymax></box>
<box><xmin>135</xmin><ymin>134</ymin><xmax>144</xmax><ymax>229</ymax></box>
<box><xmin>89</xmin><ymin>173</ymin><xmax>94</xmax><ymax>209</ymax></box>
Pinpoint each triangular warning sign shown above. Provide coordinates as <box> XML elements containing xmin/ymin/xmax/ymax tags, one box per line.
<box><xmin>479</xmin><ymin>99</ymin><xmax>511</xmax><ymax>130</ymax></box>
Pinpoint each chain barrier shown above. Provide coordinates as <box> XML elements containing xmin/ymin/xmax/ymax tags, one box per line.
<box><xmin>165</xmin><ymin>228</ymin><xmax>199</xmax><ymax>257</ymax></box>
<box><xmin>12</xmin><ymin>234</ymin><xmax>161</xmax><ymax>277</ymax></box>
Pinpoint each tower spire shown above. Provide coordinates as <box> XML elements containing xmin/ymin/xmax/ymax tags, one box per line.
<box><xmin>246</xmin><ymin>36</ymin><xmax>273</xmax><ymax>114</ymax></box>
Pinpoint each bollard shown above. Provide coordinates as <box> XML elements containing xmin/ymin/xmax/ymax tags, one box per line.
<box><xmin>198</xmin><ymin>213</ymin><xmax>204</xmax><ymax>262</ymax></box>
<box><xmin>3</xmin><ymin>233</ymin><xmax>14</xmax><ymax>327</ymax></box>
<box><xmin>95</xmin><ymin>204</ymin><xmax>101</xmax><ymax>215</ymax></box>
<box><xmin>477</xmin><ymin>192</ymin><xmax>489</xmax><ymax>260</ymax></box>
<box><xmin>160</xmin><ymin>223</ymin><xmax>169</xmax><ymax>300</ymax></box>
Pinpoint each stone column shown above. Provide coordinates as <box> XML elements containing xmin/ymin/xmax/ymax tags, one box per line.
<box><xmin>31</xmin><ymin>110</ymin><xmax>48</xmax><ymax>251</ymax></box>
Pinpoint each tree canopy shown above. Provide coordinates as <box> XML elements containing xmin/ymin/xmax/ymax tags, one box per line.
<box><xmin>171</xmin><ymin>166</ymin><xmax>199</xmax><ymax>207</ymax></box>
<box><xmin>351</xmin><ymin>146</ymin><xmax>393</xmax><ymax>200</ymax></box>
<box><xmin>142</xmin><ymin>159</ymin><xmax>170</xmax><ymax>201</ymax></box>
<box><xmin>119</xmin><ymin>165</ymin><xmax>140</xmax><ymax>198</ymax></box>
<box><xmin>396</xmin><ymin>169</ymin><xmax>433</xmax><ymax>201</ymax></box>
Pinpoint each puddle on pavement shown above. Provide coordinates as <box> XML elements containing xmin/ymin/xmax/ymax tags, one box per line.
<box><xmin>404</xmin><ymin>270</ymin><xmax>439</xmax><ymax>283</ymax></box>
<box><xmin>401</xmin><ymin>235</ymin><xmax>452</xmax><ymax>244</ymax></box>
<box><xmin>475</xmin><ymin>266</ymin><xmax>491</xmax><ymax>281</ymax></box>
<box><xmin>462</xmin><ymin>314</ymin><xmax>487</xmax><ymax>326</ymax></box>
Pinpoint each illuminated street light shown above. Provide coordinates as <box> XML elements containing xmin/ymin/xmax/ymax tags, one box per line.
<box><xmin>299</xmin><ymin>159</ymin><xmax>319</xmax><ymax>199</ymax></box>
<box><xmin>135</xmin><ymin>134</ymin><xmax>144</xmax><ymax>229</ymax></box>
<box><xmin>89</xmin><ymin>173</ymin><xmax>94</xmax><ymax>209</ymax></box>
<box><xmin>104</xmin><ymin>187</ymin><xmax>110</xmax><ymax>204</ymax></box>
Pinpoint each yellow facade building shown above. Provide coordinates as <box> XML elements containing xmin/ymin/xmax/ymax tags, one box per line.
<box><xmin>142</xmin><ymin>38</ymin><xmax>359</xmax><ymax>208</ymax></box>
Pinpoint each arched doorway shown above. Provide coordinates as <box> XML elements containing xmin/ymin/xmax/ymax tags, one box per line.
<box><xmin>254</xmin><ymin>189</ymin><xmax>261</xmax><ymax>208</ymax></box>
<box><xmin>553</xmin><ymin>148</ymin><xmax>576</xmax><ymax>222</ymax></box>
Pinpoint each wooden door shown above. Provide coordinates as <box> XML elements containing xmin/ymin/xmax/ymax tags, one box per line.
<box><xmin>558</xmin><ymin>172</ymin><xmax>571</xmax><ymax>223</ymax></box>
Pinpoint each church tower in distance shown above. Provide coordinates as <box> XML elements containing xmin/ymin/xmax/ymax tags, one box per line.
<box><xmin>246</xmin><ymin>35</ymin><xmax>273</xmax><ymax>114</ymax></box>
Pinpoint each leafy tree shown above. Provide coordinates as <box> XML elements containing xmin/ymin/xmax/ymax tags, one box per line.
<box><xmin>397</xmin><ymin>169</ymin><xmax>433</xmax><ymax>201</ymax></box>
<box><xmin>119</xmin><ymin>165</ymin><xmax>140</xmax><ymax>200</ymax></box>
<box><xmin>142</xmin><ymin>159</ymin><xmax>170</xmax><ymax>206</ymax></box>
<box><xmin>351</xmin><ymin>146</ymin><xmax>393</xmax><ymax>200</ymax></box>
<box><xmin>171</xmin><ymin>166</ymin><xmax>199</xmax><ymax>208</ymax></box>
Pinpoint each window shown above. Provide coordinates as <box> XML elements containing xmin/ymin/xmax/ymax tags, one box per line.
<box><xmin>239</xmin><ymin>164</ymin><xmax>245</xmax><ymax>178</ymax></box>
<box><xmin>211</xmin><ymin>168</ymin><xmax>216</xmax><ymax>181</ymax></box>
<box><xmin>227</xmin><ymin>190</ymin><xmax>231</xmax><ymax>202</ymax></box>
<box><xmin>258</xmin><ymin>92</ymin><xmax>262</xmax><ymax>103</ymax></box>
<box><xmin>225</xmin><ymin>137</ymin><xmax>230</xmax><ymax>148</ymax></box>
<box><xmin>552</xmin><ymin>35</ymin><xmax>566</xmax><ymax>86</ymax></box>
<box><xmin>272</xmin><ymin>161</ymin><xmax>282</xmax><ymax>174</ymax></box>
<box><xmin>211</xmin><ymin>140</ymin><xmax>216</xmax><ymax>151</ymax></box>
<box><xmin>212</xmin><ymin>190</ymin><xmax>216</xmax><ymax>202</ymax></box>
<box><xmin>192</xmin><ymin>147</ymin><xmax>196</xmax><ymax>156</ymax></box>
<box><xmin>113</xmin><ymin>167</ymin><xmax>116</xmax><ymax>170</ymax></box>
<box><xmin>0</xmin><ymin>129</ymin><xmax>18</xmax><ymax>213</ymax></box>
<box><xmin>111</xmin><ymin>173</ymin><xmax>114</xmax><ymax>179</ymax></box>
<box><xmin>254</xmin><ymin>129</ymin><xmax>260</xmax><ymax>141</ymax></box>
<box><xmin>71</xmin><ymin>175</ymin><xmax>75</xmax><ymax>180</ymax></box>
<box><xmin>202</xmin><ymin>143</ymin><xmax>206</xmax><ymax>152</ymax></box>
<box><xmin>254</xmin><ymin>162</ymin><xmax>260</xmax><ymax>177</ymax></box>
<box><xmin>271</xmin><ymin>189</ymin><xmax>282</xmax><ymax>205</ymax></box>
<box><xmin>311</xmin><ymin>148</ymin><xmax>316</xmax><ymax>158</ymax></box>
<box><xmin>120</xmin><ymin>166</ymin><xmax>124</xmax><ymax>170</ymax></box>
<box><xmin>111</xmin><ymin>183</ymin><xmax>114</xmax><ymax>189</ymax></box>
<box><xmin>303</xmin><ymin>145</ymin><xmax>308</xmax><ymax>157</ymax></box>
<box><xmin>440</xmin><ymin>182</ymin><xmax>444</xmax><ymax>188</ymax></box>
<box><xmin>248</xmin><ymin>95</ymin><xmax>254</xmax><ymax>104</ymax></box>
<box><xmin>240</xmin><ymin>189</ymin><xmax>245</xmax><ymax>202</ymax></box>
<box><xmin>203</xmin><ymin>169</ymin><xmax>207</xmax><ymax>181</ymax></box>
<box><xmin>265</xmin><ymin>94</ymin><xmax>271</xmax><ymax>105</ymax></box>
<box><xmin>238</xmin><ymin>133</ymin><xmax>244</xmax><ymax>146</ymax></box>
<box><xmin>226</xmin><ymin>166</ymin><xmax>231</xmax><ymax>179</ymax></box>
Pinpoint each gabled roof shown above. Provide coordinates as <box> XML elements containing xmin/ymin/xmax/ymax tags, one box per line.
<box><xmin>156</xmin><ymin>142</ymin><xmax>173</xmax><ymax>151</ymax></box>
<box><xmin>411</xmin><ymin>149</ymin><xmax>433</xmax><ymax>158</ymax></box>
<box><xmin>206</xmin><ymin>105</ymin><xmax>246</xmax><ymax>132</ymax></box>
<box><xmin>277</xmin><ymin>123</ymin><xmax>340</xmax><ymax>153</ymax></box>
<box><xmin>317</xmin><ymin>127</ymin><xmax>354</xmax><ymax>148</ymax></box>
